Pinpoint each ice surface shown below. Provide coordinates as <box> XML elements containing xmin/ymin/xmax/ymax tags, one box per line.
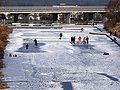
<box><xmin>3</xmin><ymin>26</ymin><xmax>120</xmax><ymax>90</ymax></box>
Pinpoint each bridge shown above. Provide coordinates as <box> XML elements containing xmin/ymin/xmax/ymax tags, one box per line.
<box><xmin>0</xmin><ymin>6</ymin><xmax>106</xmax><ymax>13</ymax></box>
<box><xmin>0</xmin><ymin>6</ymin><xmax>107</xmax><ymax>24</ymax></box>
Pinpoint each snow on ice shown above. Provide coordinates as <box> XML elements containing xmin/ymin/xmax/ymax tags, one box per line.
<box><xmin>3</xmin><ymin>25</ymin><xmax>120</xmax><ymax>90</ymax></box>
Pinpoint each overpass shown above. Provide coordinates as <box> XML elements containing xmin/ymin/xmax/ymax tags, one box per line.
<box><xmin>0</xmin><ymin>6</ymin><xmax>107</xmax><ymax>24</ymax></box>
<box><xmin>0</xmin><ymin>6</ymin><xmax>106</xmax><ymax>13</ymax></box>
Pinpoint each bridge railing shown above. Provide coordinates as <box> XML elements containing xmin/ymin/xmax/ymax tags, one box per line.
<box><xmin>0</xmin><ymin>6</ymin><xmax>106</xmax><ymax>12</ymax></box>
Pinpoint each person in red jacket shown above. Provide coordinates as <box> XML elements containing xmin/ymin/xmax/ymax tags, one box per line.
<box><xmin>83</xmin><ymin>37</ymin><xmax>86</xmax><ymax>43</ymax></box>
<box><xmin>77</xmin><ymin>36</ymin><xmax>81</xmax><ymax>43</ymax></box>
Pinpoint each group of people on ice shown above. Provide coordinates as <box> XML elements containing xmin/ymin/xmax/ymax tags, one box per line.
<box><xmin>71</xmin><ymin>36</ymin><xmax>89</xmax><ymax>44</ymax></box>
<box><xmin>26</xmin><ymin>38</ymin><xmax>38</xmax><ymax>49</ymax></box>
<box><xmin>25</xmin><ymin>30</ymin><xmax>89</xmax><ymax>49</ymax></box>
<box><xmin>59</xmin><ymin>32</ymin><xmax>89</xmax><ymax>45</ymax></box>
<box><xmin>59</xmin><ymin>28</ymin><xmax>84</xmax><ymax>40</ymax></box>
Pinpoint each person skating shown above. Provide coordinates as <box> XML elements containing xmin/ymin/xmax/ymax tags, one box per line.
<box><xmin>86</xmin><ymin>36</ymin><xmax>89</xmax><ymax>44</ymax></box>
<box><xmin>26</xmin><ymin>44</ymin><xmax>29</xmax><ymax>49</ymax></box>
<box><xmin>71</xmin><ymin>36</ymin><xmax>73</xmax><ymax>44</ymax></box>
<box><xmin>77</xmin><ymin>36</ymin><xmax>81</xmax><ymax>43</ymax></box>
<box><xmin>81</xmin><ymin>28</ymin><xmax>84</xmax><ymax>32</ymax></box>
<box><xmin>83</xmin><ymin>37</ymin><xmax>86</xmax><ymax>44</ymax></box>
<box><xmin>59</xmin><ymin>32</ymin><xmax>63</xmax><ymax>40</ymax></box>
<box><xmin>93</xmin><ymin>22</ymin><xmax>94</xmax><ymax>26</ymax></box>
<box><xmin>9</xmin><ymin>53</ymin><xmax>12</xmax><ymax>57</ymax></box>
<box><xmin>34</xmin><ymin>39</ymin><xmax>38</xmax><ymax>46</ymax></box>
<box><xmin>73</xmin><ymin>36</ymin><xmax>76</xmax><ymax>44</ymax></box>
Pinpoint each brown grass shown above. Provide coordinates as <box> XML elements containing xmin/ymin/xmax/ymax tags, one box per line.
<box><xmin>0</xmin><ymin>48</ymin><xmax>4</xmax><ymax>59</ymax></box>
<box><xmin>0</xmin><ymin>59</ymin><xmax>5</xmax><ymax>68</ymax></box>
<box><xmin>0</xmin><ymin>72</ymin><xmax>4</xmax><ymax>78</ymax></box>
<box><xmin>0</xmin><ymin>83</ymin><xmax>9</xmax><ymax>89</ymax></box>
<box><xmin>0</xmin><ymin>24</ymin><xmax>12</xmax><ymax>89</ymax></box>
<box><xmin>109</xmin><ymin>25</ymin><xmax>120</xmax><ymax>38</ymax></box>
<box><xmin>0</xmin><ymin>41</ymin><xmax>7</xmax><ymax>49</ymax></box>
<box><xmin>104</xmin><ymin>22</ymin><xmax>120</xmax><ymax>38</ymax></box>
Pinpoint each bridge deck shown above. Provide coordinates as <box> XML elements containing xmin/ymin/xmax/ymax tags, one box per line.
<box><xmin>0</xmin><ymin>6</ymin><xmax>106</xmax><ymax>13</ymax></box>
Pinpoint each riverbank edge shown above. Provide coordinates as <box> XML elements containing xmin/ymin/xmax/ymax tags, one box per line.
<box><xmin>0</xmin><ymin>24</ymin><xmax>12</xmax><ymax>89</ymax></box>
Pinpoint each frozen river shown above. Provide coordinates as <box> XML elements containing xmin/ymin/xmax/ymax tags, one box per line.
<box><xmin>3</xmin><ymin>26</ymin><xmax>120</xmax><ymax>90</ymax></box>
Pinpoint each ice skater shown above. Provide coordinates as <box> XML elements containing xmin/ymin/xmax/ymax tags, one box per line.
<box><xmin>26</xmin><ymin>44</ymin><xmax>29</xmax><ymax>49</ymax></box>
<box><xmin>83</xmin><ymin>37</ymin><xmax>86</xmax><ymax>44</ymax></box>
<box><xmin>34</xmin><ymin>39</ymin><xmax>38</xmax><ymax>46</ymax></box>
<box><xmin>59</xmin><ymin>32</ymin><xmax>63</xmax><ymax>39</ymax></box>
<box><xmin>71</xmin><ymin>36</ymin><xmax>73</xmax><ymax>44</ymax></box>
<box><xmin>77</xmin><ymin>36</ymin><xmax>81</xmax><ymax>43</ymax></box>
<box><xmin>71</xmin><ymin>36</ymin><xmax>75</xmax><ymax>44</ymax></box>
<box><xmin>9</xmin><ymin>53</ymin><xmax>12</xmax><ymax>57</ymax></box>
<box><xmin>93</xmin><ymin>22</ymin><xmax>94</xmax><ymax>26</ymax></box>
<box><xmin>86</xmin><ymin>36</ymin><xmax>89</xmax><ymax>44</ymax></box>
<box><xmin>81</xmin><ymin>28</ymin><xmax>84</xmax><ymax>32</ymax></box>
<box><xmin>73</xmin><ymin>36</ymin><xmax>76</xmax><ymax>44</ymax></box>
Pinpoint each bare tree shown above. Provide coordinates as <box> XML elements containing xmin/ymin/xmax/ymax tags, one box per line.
<box><xmin>0</xmin><ymin>1</ymin><xmax>4</xmax><ymax>6</ymax></box>
<box><xmin>105</xmin><ymin>0</ymin><xmax>120</xmax><ymax>26</ymax></box>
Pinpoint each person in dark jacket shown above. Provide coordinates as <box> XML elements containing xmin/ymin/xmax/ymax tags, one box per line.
<box><xmin>86</xmin><ymin>36</ymin><xmax>89</xmax><ymax>44</ymax></box>
<box><xmin>73</xmin><ymin>36</ymin><xmax>76</xmax><ymax>44</ymax></box>
<box><xmin>81</xmin><ymin>28</ymin><xmax>84</xmax><ymax>32</ymax></box>
<box><xmin>34</xmin><ymin>39</ymin><xmax>38</xmax><ymax>46</ymax></box>
<box><xmin>26</xmin><ymin>44</ymin><xmax>29</xmax><ymax>49</ymax></box>
<box><xmin>59</xmin><ymin>32</ymin><xmax>63</xmax><ymax>39</ymax></box>
<box><xmin>114</xmin><ymin>31</ymin><xmax>117</xmax><ymax>36</ymax></box>
<box><xmin>71</xmin><ymin>36</ymin><xmax>73</xmax><ymax>44</ymax></box>
<box><xmin>110</xmin><ymin>31</ymin><xmax>112</xmax><ymax>36</ymax></box>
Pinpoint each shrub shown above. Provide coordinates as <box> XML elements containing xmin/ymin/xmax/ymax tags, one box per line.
<box><xmin>0</xmin><ymin>24</ymin><xmax>12</xmax><ymax>89</ymax></box>
<box><xmin>0</xmin><ymin>59</ymin><xmax>5</xmax><ymax>68</ymax></box>
<box><xmin>0</xmin><ymin>83</ymin><xmax>9</xmax><ymax>89</ymax></box>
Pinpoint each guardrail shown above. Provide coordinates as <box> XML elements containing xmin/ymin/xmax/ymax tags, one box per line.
<box><xmin>0</xmin><ymin>6</ymin><xmax>106</xmax><ymax>13</ymax></box>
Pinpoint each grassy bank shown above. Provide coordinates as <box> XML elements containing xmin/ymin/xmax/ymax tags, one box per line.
<box><xmin>0</xmin><ymin>24</ymin><xmax>12</xmax><ymax>89</ymax></box>
<box><xmin>104</xmin><ymin>22</ymin><xmax>120</xmax><ymax>38</ymax></box>
<box><xmin>109</xmin><ymin>25</ymin><xmax>120</xmax><ymax>38</ymax></box>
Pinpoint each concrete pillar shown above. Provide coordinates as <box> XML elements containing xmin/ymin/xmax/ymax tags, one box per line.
<box><xmin>0</xmin><ymin>14</ymin><xmax>6</xmax><ymax>19</ymax></box>
<box><xmin>0</xmin><ymin>14</ymin><xmax>6</xmax><ymax>24</ymax></box>
<box><xmin>4</xmin><ymin>13</ymin><xmax>9</xmax><ymax>20</ymax></box>
<box><xmin>57</xmin><ymin>14</ymin><xmax>64</xmax><ymax>23</ymax></box>
<box><xmin>13</xmin><ymin>14</ymin><xmax>19</xmax><ymax>23</ymax></box>
<box><xmin>53</xmin><ymin>13</ymin><xmax>58</xmax><ymax>22</ymax></box>
<box><xmin>89</xmin><ymin>13</ymin><xmax>94</xmax><ymax>21</ymax></box>
<box><xmin>66</xmin><ymin>13</ymin><xmax>71</xmax><ymax>24</ymax></box>
<box><xmin>58</xmin><ymin>14</ymin><xmax>60</xmax><ymax>20</ymax></box>
<box><xmin>23</xmin><ymin>14</ymin><xmax>29</xmax><ymax>23</ymax></box>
